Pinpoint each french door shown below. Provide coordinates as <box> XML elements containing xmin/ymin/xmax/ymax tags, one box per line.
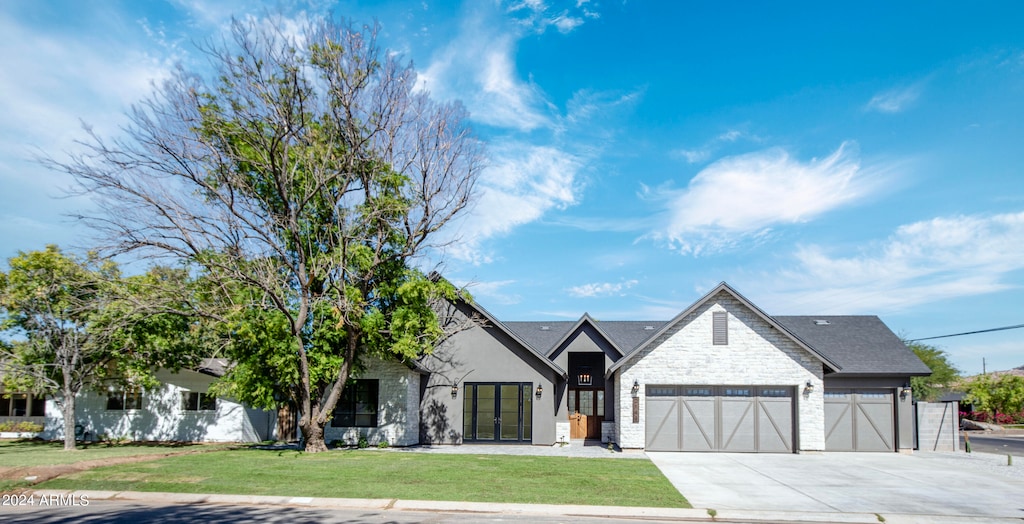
<box><xmin>463</xmin><ymin>383</ymin><xmax>533</xmax><ymax>443</ymax></box>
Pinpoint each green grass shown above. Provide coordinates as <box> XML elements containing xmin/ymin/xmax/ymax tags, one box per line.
<box><xmin>0</xmin><ymin>440</ymin><xmax>232</xmax><ymax>467</ymax></box>
<box><xmin>38</xmin><ymin>448</ymin><xmax>690</xmax><ymax>508</ymax></box>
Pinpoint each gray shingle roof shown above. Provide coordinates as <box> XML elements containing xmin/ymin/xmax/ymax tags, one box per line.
<box><xmin>774</xmin><ymin>316</ymin><xmax>931</xmax><ymax>376</ymax></box>
<box><xmin>504</xmin><ymin>320</ymin><xmax>668</xmax><ymax>355</ymax></box>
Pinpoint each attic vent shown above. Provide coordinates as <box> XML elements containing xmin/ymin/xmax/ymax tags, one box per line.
<box><xmin>644</xmin><ymin>325</ymin><xmax>654</xmax><ymax>330</ymax></box>
<box><xmin>814</xmin><ymin>320</ymin><xmax>831</xmax><ymax>326</ymax></box>
<box><xmin>713</xmin><ymin>312</ymin><xmax>728</xmax><ymax>345</ymax></box>
<box><xmin>540</xmin><ymin>326</ymin><xmax>550</xmax><ymax>331</ymax></box>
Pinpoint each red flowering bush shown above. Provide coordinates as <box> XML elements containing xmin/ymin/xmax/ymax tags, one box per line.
<box><xmin>961</xmin><ymin>410</ymin><xmax>1024</xmax><ymax>425</ymax></box>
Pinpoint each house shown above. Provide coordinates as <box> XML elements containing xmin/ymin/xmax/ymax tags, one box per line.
<box><xmin>10</xmin><ymin>282</ymin><xmax>930</xmax><ymax>452</ymax></box>
<box><xmin>359</xmin><ymin>281</ymin><xmax>929</xmax><ymax>452</ymax></box>
<box><xmin>14</xmin><ymin>359</ymin><xmax>281</xmax><ymax>443</ymax></box>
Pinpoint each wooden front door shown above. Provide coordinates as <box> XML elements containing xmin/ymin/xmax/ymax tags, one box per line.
<box><xmin>568</xmin><ymin>389</ymin><xmax>604</xmax><ymax>439</ymax></box>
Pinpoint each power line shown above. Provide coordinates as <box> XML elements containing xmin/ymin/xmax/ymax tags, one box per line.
<box><xmin>908</xmin><ymin>323</ymin><xmax>1024</xmax><ymax>342</ymax></box>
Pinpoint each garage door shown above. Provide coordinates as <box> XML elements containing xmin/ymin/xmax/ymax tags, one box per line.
<box><xmin>646</xmin><ymin>386</ymin><xmax>794</xmax><ymax>452</ymax></box>
<box><xmin>824</xmin><ymin>389</ymin><xmax>894</xmax><ymax>451</ymax></box>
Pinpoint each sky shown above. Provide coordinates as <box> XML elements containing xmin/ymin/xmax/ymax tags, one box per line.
<box><xmin>1</xmin><ymin>1</ymin><xmax>1023</xmax><ymax>376</ymax></box>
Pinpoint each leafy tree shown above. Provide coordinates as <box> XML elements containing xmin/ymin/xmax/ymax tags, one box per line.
<box><xmin>964</xmin><ymin>374</ymin><xmax>1024</xmax><ymax>420</ymax></box>
<box><xmin>51</xmin><ymin>17</ymin><xmax>482</xmax><ymax>452</ymax></box>
<box><xmin>0</xmin><ymin>246</ymin><xmax>200</xmax><ymax>450</ymax></box>
<box><xmin>905</xmin><ymin>341</ymin><xmax>961</xmax><ymax>402</ymax></box>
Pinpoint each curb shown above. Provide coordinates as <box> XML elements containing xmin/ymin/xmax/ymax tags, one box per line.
<box><xmin>25</xmin><ymin>489</ymin><xmax>1024</xmax><ymax>524</ymax></box>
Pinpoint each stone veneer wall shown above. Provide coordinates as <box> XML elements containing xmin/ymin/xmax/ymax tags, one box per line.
<box><xmin>916</xmin><ymin>401</ymin><xmax>959</xmax><ymax>452</ymax></box>
<box><xmin>614</xmin><ymin>291</ymin><xmax>826</xmax><ymax>451</ymax></box>
<box><xmin>324</xmin><ymin>358</ymin><xmax>420</xmax><ymax>447</ymax></box>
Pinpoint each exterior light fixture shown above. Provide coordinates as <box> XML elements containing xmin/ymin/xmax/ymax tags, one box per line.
<box><xmin>804</xmin><ymin>380</ymin><xmax>814</xmax><ymax>394</ymax></box>
<box><xmin>631</xmin><ymin>379</ymin><xmax>640</xmax><ymax>396</ymax></box>
<box><xmin>536</xmin><ymin>384</ymin><xmax>543</xmax><ymax>398</ymax></box>
<box><xmin>451</xmin><ymin>383</ymin><xmax>459</xmax><ymax>399</ymax></box>
<box><xmin>900</xmin><ymin>384</ymin><xmax>912</xmax><ymax>398</ymax></box>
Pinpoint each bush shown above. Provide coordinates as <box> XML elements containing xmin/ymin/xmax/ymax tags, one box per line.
<box><xmin>0</xmin><ymin>421</ymin><xmax>44</xmax><ymax>433</ymax></box>
<box><xmin>961</xmin><ymin>410</ymin><xmax>1024</xmax><ymax>425</ymax></box>
<box><xmin>357</xmin><ymin>436</ymin><xmax>369</xmax><ymax>449</ymax></box>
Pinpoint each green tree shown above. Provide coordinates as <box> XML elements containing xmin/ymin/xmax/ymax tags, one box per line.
<box><xmin>964</xmin><ymin>374</ymin><xmax>1024</xmax><ymax>420</ymax></box>
<box><xmin>905</xmin><ymin>341</ymin><xmax>961</xmax><ymax>402</ymax></box>
<box><xmin>52</xmin><ymin>17</ymin><xmax>481</xmax><ymax>452</ymax></box>
<box><xmin>0</xmin><ymin>246</ymin><xmax>201</xmax><ymax>450</ymax></box>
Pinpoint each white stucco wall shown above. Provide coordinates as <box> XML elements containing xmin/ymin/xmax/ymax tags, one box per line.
<box><xmin>39</xmin><ymin>369</ymin><xmax>276</xmax><ymax>443</ymax></box>
<box><xmin>324</xmin><ymin>358</ymin><xmax>421</xmax><ymax>447</ymax></box>
<box><xmin>614</xmin><ymin>291</ymin><xmax>826</xmax><ymax>451</ymax></box>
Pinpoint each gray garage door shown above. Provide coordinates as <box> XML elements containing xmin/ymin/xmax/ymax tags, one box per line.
<box><xmin>824</xmin><ymin>389</ymin><xmax>894</xmax><ymax>451</ymax></box>
<box><xmin>646</xmin><ymin>386</ymin><xmax>794</xmax><ymax>452</ymax></box>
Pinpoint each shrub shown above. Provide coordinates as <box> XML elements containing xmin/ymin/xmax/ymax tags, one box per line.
<box><xmin>357</xmin><ymin>436</ymin><xmax>369</xmax><ymax>449</ymax></box>
<box><xmin>0</xmin><ymin>421</ymin><xmax>44</xmax><ymax>433</ymax></box>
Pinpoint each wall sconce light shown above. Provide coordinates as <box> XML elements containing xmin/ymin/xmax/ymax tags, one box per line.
<box><xmin>451</xmin><ymin>383</ymin><xmax>459</xmax><ymax>399</ymax></box>
<box><xmin>900</xmin><ymin>384</ymin><xmax>912</xmax><ymax>398</ymax></box>
<box><xmin>631</xmin><ymin>379</ymin><xmax>640</xmax><ymax>396</ymax></box>
<box><xmin>536</xmin><ymin>384</ymin><xmax>543</xmax><ymax>398</ymax></box>
<box><xmin>804</xmin><ymin>380</ymin><xmax>814</xmax><ymax>394</ymax></box>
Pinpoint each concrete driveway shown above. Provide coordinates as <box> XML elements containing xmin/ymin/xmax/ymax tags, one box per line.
<box><xmin>647</xmin><ymin>451</ymin><xmax>1024</xmax><ymax>519</ymax></box>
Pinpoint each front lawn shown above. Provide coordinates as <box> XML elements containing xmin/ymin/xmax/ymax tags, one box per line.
<box><xmin>0</xmin><ymin>440</ymin><xmax>230</xmax><ymax>468</ymax></box>
<box><xmin>39</xmin><ymin>448</ymin><xmax>690</xmax><ymax>508</ymax></box>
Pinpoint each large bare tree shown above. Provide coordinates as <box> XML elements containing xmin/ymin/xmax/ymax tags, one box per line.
<box><xmin>51</xmin><ymin>17</ymin><xmax>482</xmax><ymax>452</ymax></box>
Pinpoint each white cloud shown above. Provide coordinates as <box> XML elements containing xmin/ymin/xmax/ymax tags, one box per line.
<box><xmin>419</xmin><ymin>15</ymin><xmax>550</xmax><ymax>131</ymax></box>
<box><xmin>865</xmin><ymin>83</ymin><xmax>924</xmax><ymax>113</ymax></box>
<box><xmin>752</xmin><ymin>211</ymin><xmax>1024</xmax><ymax>314</ymax></box>
<box><xmin>505</xmin><ymin>0</ymin><xmax>596</xmax><ymax>34</ymax></box>
<box><xmin>566</xmin><ymin>279</ymin><xmax>639</xmax><ymax>298</ymax></box>
<box><xmin>654</xmin><ymin>142</ymin><xmax>887</xmax><ymax>255</ymax></box>
<box><xmin>443</xmin><ymin>143</ymin><xmax>582</xmax><ymax>263</ymax></box>
<box><xmin>670</xmin><ymin>128</ymin><xmax>757</xmax><ymax>165</ymax></box>
<box><xmin>463</xmin><ymin>279</ymin><xmax>522</xmax><ymax>305</ymax></box>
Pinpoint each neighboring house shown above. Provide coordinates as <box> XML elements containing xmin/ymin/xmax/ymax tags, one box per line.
<box><xmin>8</xmin><ymin>282</ymin><xmax>931</xmax><ymax>452</ymax></box>
<box><xmin>29</xmin><ymin>359</ymin><xmax>279</xmax><ymax>443</ymax></box>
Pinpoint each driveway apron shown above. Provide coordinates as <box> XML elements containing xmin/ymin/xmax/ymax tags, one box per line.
<box><xmin>647</xmin><ymin>451</ymin><xmax>1024</xmax><ymax>519</ymax></box>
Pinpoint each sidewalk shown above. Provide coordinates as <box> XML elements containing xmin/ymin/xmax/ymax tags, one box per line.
<box><xmin>22</xmin><ymin>489</ymin><xmax>1024</xmax><ymax>524</ymax></box>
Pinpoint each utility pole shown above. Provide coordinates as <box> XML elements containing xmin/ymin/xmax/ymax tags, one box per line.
<box><xmin>983</xmin><ymin>357</ymin><xmax>986</xmax><ymax>375</ymax></box>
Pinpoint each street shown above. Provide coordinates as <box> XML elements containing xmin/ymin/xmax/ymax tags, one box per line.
<box><xmin>962</xmin><ymin>432</ymin><xmax>1024</xmax><ymax>457</ymax></box>
<box><xmin>0</xmin><ymin>499</ymin><xmax>747</xmax><ymax>524</ymax></box>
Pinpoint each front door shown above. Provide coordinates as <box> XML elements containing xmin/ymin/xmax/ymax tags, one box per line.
<box><xmin>463</xmin><ymin>383</ymin><xmax>533</xmax><ymax>443</ymax></box>
<box><xmin>568</xmin><ymin>389</ymin><xmax>604</xmax><ymax>439</ymax></box>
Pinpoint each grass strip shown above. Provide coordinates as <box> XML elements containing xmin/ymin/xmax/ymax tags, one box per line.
<box><xmin>38</xmin><ymin>448</ymin><xmax>690</xmax><ymax>508</ymax></box>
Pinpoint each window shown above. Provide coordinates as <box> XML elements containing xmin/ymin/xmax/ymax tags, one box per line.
<box><xmin>0</xmin><ymin>393</ymin><xmax>45</xmax><ymax>417</ymax></box>
<box><xmin>106</xmin><ymin>389</ymin><xmax>144</xmax><ymax>411</ymax></box>
<box><xmin>331</xmin><ymin>380</ymin><xmax>378</xmax><ymax>428</ymax></box>
<box><xmin>713</xmin><ymin>311</ymin><xmax>728</xmax><ymax>345</ymax></box>
<box><xmin>182</xmin><ymin>391</ymin><xmax>217</xmax><ymax>411</ymax></box>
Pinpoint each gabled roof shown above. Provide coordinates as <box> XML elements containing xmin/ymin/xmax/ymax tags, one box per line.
<box><xmin>607</xmin><ymin>282</ymin><xmax>842</xmax><ymax>375</ymax></box>
<box><xmin>774</xmin><ymin>316</ymin><xmax>931</xmax><ymax>376</ymax></box>
<box><xmin>504</xmin><ymin>318</ymin><xmax>668</xmax><ymax>357</ymax></box>
<box><xmin>449</xmin><ymin>295</ymin><xmax>568</xmax><ymax>378</ymax></box>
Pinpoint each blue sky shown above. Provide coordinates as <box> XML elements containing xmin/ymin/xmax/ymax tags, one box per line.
<box><xmin>2</xmin><ymin>1</ymin><xmax>1023</xmax><ymax>375</ymax></box>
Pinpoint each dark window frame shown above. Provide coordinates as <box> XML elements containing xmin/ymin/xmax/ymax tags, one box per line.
<box><xmin>106</xmin><ymin>389</ymin><xmax>144</xmax><ymax>411</ymax></box>
<box><xmin>1</xmin><ymin>393</ymin><xmax>46</xmax><ymax>417</ymax></box>
<box><xmin>331</xmin><ymin>379</ymin><xmax>379</xmax><ymax>428</ymax></box>
<box><xmin>181</xmin><ymin>391</ymin><xmax>217</xmax><ymax>412</ymax></box>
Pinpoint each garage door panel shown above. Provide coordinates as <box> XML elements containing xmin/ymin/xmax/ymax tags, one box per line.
<box><xmin>681</xmin><ymin>397</ymin><xmax>716</xmax><ymax>451</ymax></box>
<box><xmin>645</xmin><ymin>397</ymin><xmax>680</xmax><ymax>451</ymax></box>
<box><xmin>757</xmin><ymin>396</ymin><xmax>793</xmax><ymax>452</ymax></box>
<box><xmin>720</xmin><ymin>392</ymin><xmax>756</xmax><ymax>452</ymax></box>
<box><xmin>855</xmin><ymin>391</ymin><xmax>894</xmax><ymax>451</ymax></box>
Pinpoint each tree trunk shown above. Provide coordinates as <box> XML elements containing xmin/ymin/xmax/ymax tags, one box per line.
<box><xmin>300</xmin><ymin>417</ymin><xmax>329</xmax><ymax>453</ymax></box>
<box><xmin>61</xmin><ymin>392</ymin><xmax>77</xmax><ymax>451</ymax></box>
